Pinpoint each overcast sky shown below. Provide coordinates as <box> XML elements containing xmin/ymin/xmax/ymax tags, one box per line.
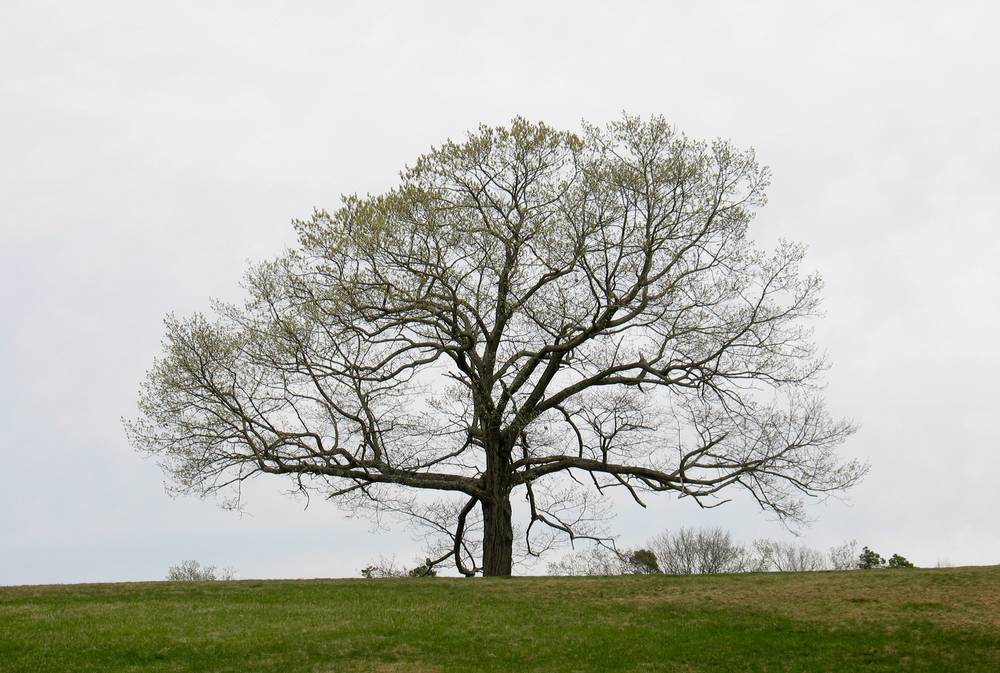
<box><xmin>2</xmin><ymin>0</ymin><xmax>998</xmax><ymax>585</ymax></box>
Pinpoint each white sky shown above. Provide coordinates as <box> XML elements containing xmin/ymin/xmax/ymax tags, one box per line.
<box><xmin>2</xmin><ymin>0</ymin><xmax>998</xmax><ymax>584</ymax></box>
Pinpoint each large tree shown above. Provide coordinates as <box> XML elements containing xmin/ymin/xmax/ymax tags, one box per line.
<box><xmin>128</xmin><ymin>116</ymin><xmax>863</xmax><ymax>577</ymax></box>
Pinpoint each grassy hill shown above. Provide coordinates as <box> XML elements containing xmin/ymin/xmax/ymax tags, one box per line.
<box><xmin>1</xmin><ymin>566</ymin><xmax>998</xmax><ymax>672</ymax></box>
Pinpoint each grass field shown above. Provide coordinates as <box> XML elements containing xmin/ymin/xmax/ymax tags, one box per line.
<box><xmin>1</xmin><ymin>566</ymin><xmax>998</xmax><ymax>672</ymax></box>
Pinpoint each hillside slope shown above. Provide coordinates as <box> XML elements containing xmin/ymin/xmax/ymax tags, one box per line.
<box><xmin>2</xmin><ymin>566</ymin><xmax>998</xmax><ymax>672</ymax></box>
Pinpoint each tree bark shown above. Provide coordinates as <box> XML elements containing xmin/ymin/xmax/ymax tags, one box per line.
<box><xmin>481</xmin><ymin>494</ymin><xmax>513</xmax><ymax>576</ymax></box>
<box><xmin>481</xmin><ymin>435</ymin><xmax>514</xmax><ymax>576</ymax></box>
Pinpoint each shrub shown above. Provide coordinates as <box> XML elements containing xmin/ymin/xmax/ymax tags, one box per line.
<box><xmin>407</xmin><ymin>558</ymin><xmax>439</xmax><ymax>577</ymax></box>
<box><xmin>752</xmin><ymin>539</ymin><xmax>828</xmax><ymax>572</ymax></box>
<box><xmin>627</xmin><ymin>548</ymin><xmax>661</xmax><ymax>574</ymax></box>
<box><xmin>651</xmin><ymin>527</ymin><xmax>745</xmax><ymax>574</ymax></box>
<box><xmin>360</xmin><ymin>557</ymin><xmax>404</xmax><ymax>578</ymax></box>
<box><xmin>546</xmin><ymin>547</ymin><xmax>630</xmax><ymax>576</ymax></box>
<box><xmin>888</xmin><ymin>553</ymin><xmax>914</xmax><ymax>568</ymax></box>
<box><xmin>167</xmin><ymin>560</ymin><xmax>236</xmax><ymax>581</ymax></box>
<box><xmin>857</xmin><ymin>546</ymin><xmax>885</xmax><ymax>569</ymax></box>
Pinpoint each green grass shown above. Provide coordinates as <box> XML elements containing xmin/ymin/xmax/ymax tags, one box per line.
<box><xmin>2</xmin><ymin>566</ymin><xmax>998</xmax><ymax>672</ymax></box>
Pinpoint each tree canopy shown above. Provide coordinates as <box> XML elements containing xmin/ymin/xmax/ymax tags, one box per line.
<box><xmin>127</xmin><ymin>115</ymin><xmax>864</xmax><ymax>576</ymax></box>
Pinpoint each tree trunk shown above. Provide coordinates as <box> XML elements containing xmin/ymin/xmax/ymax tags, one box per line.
<box><xmin>481</xmin><ymin>434</ymin><xmax>514</xmax><ymax>577</ymax></box>
<box><xmin>481</xmin><ymin>494</ymin><xmax>513</xmax><ymax>576</ymax></box>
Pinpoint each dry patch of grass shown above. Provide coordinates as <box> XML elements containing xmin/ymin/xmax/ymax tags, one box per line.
<box><xmin>339</xmin><ymin>663</ymin><xmax>444</xmax><ymax>673</ymax></box>
<box><xmin>601</xmin><ymin>566</ymin><xmax>1000</xmax><ymax>629</ymax></box>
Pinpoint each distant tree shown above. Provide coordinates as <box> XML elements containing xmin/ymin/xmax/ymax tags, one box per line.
<box><xmin>828</xmin><ymin>540</ymin><xmax>858</xmax><ymax>571</ymax></box>
<box><xmin>740</xmin><ymin>538</ymin><xmax>777</xmax><ymax>573</ymax></box>
<box><xmin>651</xmin><ymin>527</ymin><xmax>745</xmax><ymax>574</ymax></box>
<box><xmin>754</xmin><ymin>540</ymin><xmax>827</xmax><ymax>572</ymax></box>
<box><xmin>360</xmin><ymin>557</ymin><xmax>404</xmax><ymax>578</ymax></box>
<box><xmin>627</xmin><ymin>548</ymin><xmax>661</xmax><ymax>574</ymax></box>
<box><xmin>544</xmin><ymin>529</ymin><xmax>861</xmax><ymax>576</ymax></box>
<box><xmin>887</xmin><ymin>553</ymin><xmax>914</xmax><ymax>568</ymax></box>
<box><xmin>408</xmin><ymin>558</ymin><xmax>439</xmax><ymax>577</ymax></box>
<box><xmin>858</xmin><ymin>546</ymin><xmax>885</xmax><ymax>569</ymax></box>
<box><xmin>546</xmin><ymin>547</ymin><xmax>629</xmax><ymax>576</ymax></box>
<box><xmin>128</xmin><ymin>115</ymin><xmax>863</xmax><ymax>577</ymax></box>
<box><xmin>167</xmin><ymin>560</ymin><xmax>236</xmax><ymax>581</ymax></box>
